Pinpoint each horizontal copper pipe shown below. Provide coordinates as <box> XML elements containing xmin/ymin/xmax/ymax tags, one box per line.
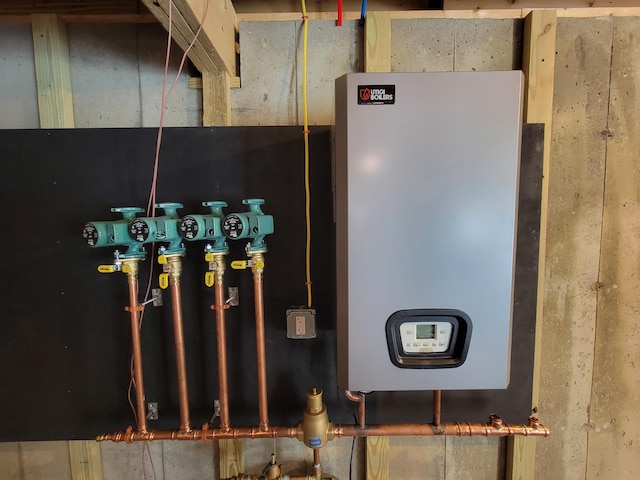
<box><xmin>336</xmin><ymin>416</ymin><xmax>550</xmax><ymax>438</ymax></box>
<box><xmin>97</xmin><ymin>425</ymin><xmax>299</xmax><ymax>443</ymax></box>
<box><xmin>97</xmin><ymin>416</ymin><xmax>548</xmax><ymax>443</ymax></box>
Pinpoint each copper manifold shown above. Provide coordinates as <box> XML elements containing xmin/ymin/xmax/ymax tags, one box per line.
<box><xmin>97</xmin><ymin>415</ymin><xmax>549</xmax><ymax>443</ymax></box>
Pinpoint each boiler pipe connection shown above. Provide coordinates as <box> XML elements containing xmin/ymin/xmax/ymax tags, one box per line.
<box><xmin>344</xmin><ymin>389</ymin><xmax>366</xmax><ymax>428</ymax></box>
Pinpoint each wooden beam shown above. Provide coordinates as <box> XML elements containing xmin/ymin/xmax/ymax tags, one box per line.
<box><xmin>366</xmin><ymin>436</ymin><xmax>390</xmax><ymax>480</ymax></box>
<box><xmin>202</xmin><ymin>70</ymin><xmax>231</xmax><ymax>126</ymax></box>
<box><xmin>506</xmin><ymin>9</ymin><xmax>556</xmax><ymax>480</ymax></box>
<box><xmin>443</xmin><ymin>0</ymin><xmax>639</xmax><ymax>9</ymax></box>
<box><xmin>364</xmin><ymin>11</ymin><xmax>391</xmax><ymax>73</ymax></box>
<box><xmin>219</xmin><ymin>439</ymin><xmax>244</xmax><ymax>478</ymax></box>
<box><xmin>32</xmin><ymin>13</ymin><xmax>74</xmax><ymax>128</ymax></box>
<box><xmin>141</xmin><ymin>0</ymin><xmax>237</xmax><ymax>75</ymax></box>
<box><xmin>69</xmin><ymin>440</ymin><xmax>103</xmax><ymax>480</ymax></box>
<box><xmin>142</xmin><ymin>0</ymin><xmax>216</xmax><ymax>73</ymax></box>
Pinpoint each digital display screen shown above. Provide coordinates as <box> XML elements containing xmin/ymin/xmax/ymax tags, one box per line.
<box><xmin>416</xmin><ymin>324</ymin><xmax>436</xmax><ymax>339</ymax></box>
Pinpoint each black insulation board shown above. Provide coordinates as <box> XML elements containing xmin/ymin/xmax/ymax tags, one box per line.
<box><xmin>0</xmin><ymin>125</ymin><xmax>542</xmax><ymax>441</ymax></box>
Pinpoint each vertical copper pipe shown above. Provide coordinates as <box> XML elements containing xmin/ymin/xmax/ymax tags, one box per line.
<box><xmin>213</xmin><ymin>255</ymin><xmax>230</xmax><ymax>431</ymax></box>
<box><xmin>251</xmin><ymin>252</ymin><xmax>269</xmax><ymax>430</ymax></box>
<box><xmin>433</xmin><ymin>390</ymin><xmax>442</xmax><ymax>427</ymax></box>
<box><xmin>168</xmin><ymin>255</ymin><xmax>191</xmax><ymax>432</ymax></box>
<box><xmin>313</xmin><ymin>448</ymin><xmax>322</xmax><ymax>479</ymax></box>
<box><xmin>124</xmin><ymin>260</ymin><xmax>147</xmax><ymax>433</ymax></box>
<box><xmin>344</xmin><ymin>389</ymin><xmax>366</xmax><ymax>428</ymax></box>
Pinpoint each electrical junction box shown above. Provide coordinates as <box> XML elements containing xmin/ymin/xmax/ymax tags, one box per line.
<box><xmin>286</xmin><ymin>308</ymin><xmax>316</xmax><ymax>339</ymax></box>
<box><xmin>334</xmin><ymin>71</ymin><xmax>524</xmax><ymax>391</ymax></box>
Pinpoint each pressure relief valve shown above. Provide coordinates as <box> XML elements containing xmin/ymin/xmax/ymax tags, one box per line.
<box><xmin>129</xmin><ymin>202</ymin><xmax>185</xmax><ymax>255</ymax></box>
<box><xmin>83</xmin><ymin>207</ymin><xmax>146</xmax><ymax>259</ymax></box>
<box><xmin>223</xmin><ymin>199</ymin><xmax>274</xmax><ymax>253</ymax></box>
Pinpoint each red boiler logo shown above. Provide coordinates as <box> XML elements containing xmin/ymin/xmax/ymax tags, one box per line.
<box><xmin>359</xmin><ymin>88</ymin><xmax>371</xmax><ymax>102</ymax></box>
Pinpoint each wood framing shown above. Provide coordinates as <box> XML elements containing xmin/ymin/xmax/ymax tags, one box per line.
<box><xmin>69</xmin><ymin>440</ymin><xmax>103</xmax><ymax>480</ymax></box>
<box><xmin>506</xmin><ymin>9</ymin><xmax>557</xmax><ymax>480</ymax></box>
<box><xmin>203</xmin><ymin>70</ymin><xmax>232</xmax><ymax>126</ymax></box>
<box><xmin>141</xmin><ymin>0</ymin><xmax>238</xmax><ymax>75</ymax></box>
<box><xmin>364</xmin><ymin>11</ymin><xmax>391</xmax><ymax>73</ymax></box>
<box><xmin>31</xmin><ymin>13</ymin><xmax>74</xmax><ymax>128</ymax></box>
<box><xmin>364</xmin><ymin>13</ymin><xmax>392</xmax><ymax>478</ymax></box>
<box><xmin>219</xmin><ymin>439</ymin><xmax>244</xmax><ymax>478</ymax></box>
<box><xmin>366</xmin><ymin>436</ymin><xmax>390</xmax><ymax>480</ymax></box>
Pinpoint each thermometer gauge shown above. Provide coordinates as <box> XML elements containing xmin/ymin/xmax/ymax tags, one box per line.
<box><xmin>130</xmin><ymin>219</ymin><xmax>150</xmax><ymax>242</ymax></box>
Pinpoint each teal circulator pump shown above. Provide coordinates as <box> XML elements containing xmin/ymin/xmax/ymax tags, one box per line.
<box><xmin>129</xmin><ymin>202</ymin><xmax>184</xmax><ymax>255</ymax></box>
<box><xmin>222</xmin><ymin>199</ymin><xmax>274</xmax><ymax>253</ymax></box>
<box><xmin>180</xmin><ymin>201</ymin><xmax>228</xmax><ymax>252</ymax></box>
<box><xmin>82</xmin><ymin>207</ymin><xmax>145</xmax><ymax>259</ymax></box>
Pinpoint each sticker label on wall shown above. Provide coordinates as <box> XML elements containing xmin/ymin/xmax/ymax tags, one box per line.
<box><xmin>357</xmin><ymin>85</ymin><xmax>396</xmax><ymax>105</ymax></box>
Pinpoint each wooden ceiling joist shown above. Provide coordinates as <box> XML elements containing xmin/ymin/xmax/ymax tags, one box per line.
<box><xmin>141</xmin><ymin>0</ymin><xmax>238</xmax><ymax>76</ymax></box>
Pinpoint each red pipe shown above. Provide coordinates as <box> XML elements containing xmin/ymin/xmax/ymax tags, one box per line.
<box><xmin>337</xmin><ymin>0</ymin><xmax>343</xmax><ymax>26</ymax></box>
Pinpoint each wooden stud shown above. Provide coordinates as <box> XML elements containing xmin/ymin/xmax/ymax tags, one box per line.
<box><xmin>506</xmin><ymin>10</ymin><xmax>556</xmax><ymax>480</ymax></box>
<box><xmin>69</xmin><ymin>440</ymin><xmax>103</xmax><ymax>480</ymax></box>
<box><xmin>364</xmin><ymin>12</ymin><xmax>391</xmax><ymax>477</ymax></box>
<box><xmin>31</xmin><ymin>13</ymin><xmax>74</xmax><ymax>128</ymax></box>
<box><xmin>219</xmin><ymin>439</ymin><xmax>244</xmax><ymax>478</ymax></box>
<box><xmin>202</xmin><ymin>70</ymin><xmax>231</xmax><ymax>126</ymax></box>
<box><xmin>364</xmin><ymin>11</ymin><xmax>391</xmax><ymax>73</ymax></box>
<box><xmin>366</xmin><ymin>436</ymin><xmax>390</xmax><ymax>480</ymax></box>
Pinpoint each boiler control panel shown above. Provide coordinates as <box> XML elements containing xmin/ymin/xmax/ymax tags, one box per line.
<box><xmin>399</xmin><ymin>321</ymin><xmax>453</xmax><ymax>354</ymax></box>
<box><xmin>386</xmin><ymin>309</ymin><xmax>472</xmax><ymax>369</ymax></box>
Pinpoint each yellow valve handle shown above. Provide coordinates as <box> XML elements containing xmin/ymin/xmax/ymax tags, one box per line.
<box><xmin>205</xmin><ymin>271</ymin><xmax>215</xmax><ymax>287</ymax></box>
<box><xmin>97</xmin><ymin>264</ymin><xmax>115</xmax><ymax>273</ymax></box>
<box><xmin>205</xmin><ymin>253</ymin><xmax>215</xmax><ymax>262</ymax></box>
<box><xmin>231</xmin><ymin>260</ymin><xmax>248</xmax><ymax>270</ymax></box>
<box><xmin>254</xmin><ymin>260</ymin><xmax>265</xmax><ymax>270</ymax></box>
<box><xmin>158</xmin><ymin>255</ymin><xmax>167</xmax><ymax>265</ymax></box>
<box><xmin>159</xmin><ymin>273</ymin><xmax>169</xmax><ymax>289</ymax></box>
<box><xmin>121</xmin><ymin>264</ymin><xmax>131</xmax><ymax>273</ymax></box>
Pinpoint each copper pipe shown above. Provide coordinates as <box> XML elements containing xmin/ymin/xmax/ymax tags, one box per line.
<box><xmin>123</xmin><ymin>259</ymin><xmax>147</xmax><ymax>434</ymax></box>
<box><xmin>97</xmin><ymin>424</ymin><xmax>299</xmax><ymax>442</ymax></box>
<box><xmin>167</xmin><ymin>255</ymin><xmax>191</xmax><ymax>432</ymax></box>
<box><xmin>313</xmin><ymin>448</ymin><xmax>322</xmax><ymax>479</ymax></box>
<box><xmin>433</xmin><ymin>390</ymin><xmax>441</xmax><ymax>427</ymax></box>
<box><xmin>335</xmin><ymin>416</ymin><xmax>550</xmax><ymax>438</ymax></box>
<box><xmin>344</xmin><ymin>389</ymin><xmax>366</xmax><ymax>428</ymax></box>
<box><xmin>97</xmin><ymin>416</ymin><xmax>549</xmax><ymax>443</ymax></box>
<box><xmin>250</xmin><ymin>252</ymin><xmax>269</xmax><ymax>430</ymax></box>
<box><xmin>212</xmin><ymin>254</ymin><xmax>231</xmax><ymax>431</ymax></box>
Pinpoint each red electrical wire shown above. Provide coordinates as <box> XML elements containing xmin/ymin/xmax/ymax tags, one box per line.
<box><xmin>337</xmin><ymin>0</ymin><xmax>343</xmax><ymax>26</ymax></box>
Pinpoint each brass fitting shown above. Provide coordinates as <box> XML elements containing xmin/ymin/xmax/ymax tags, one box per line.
<box><xmin>166</xmin><ymin>254</ymin><xmax>183</xmax><ymax>285</ymax></box>
<box><xmin>121</xmin><ymin>258</ymin><xmax>140</xmax><ymax>279</ymax></box>
<box><xmin>213</xmin><ymin>253</ymin><xmax>227</xmax><ymax>284</ymax></box>
<box><xmin>298</xmin><ymin>388</ymin><xmax>334</xmax><ymax>448</ymax></box>
<box><xmin>249</xmin><ymin>251</ymin><xmax>265</xmax><ymax>282</ymax></box>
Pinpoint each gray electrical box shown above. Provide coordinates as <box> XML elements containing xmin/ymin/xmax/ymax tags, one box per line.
<box><xmin>334</xmin><ymin>71</ymin><xmax>524</xmax><ymax>391</ymax></box>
